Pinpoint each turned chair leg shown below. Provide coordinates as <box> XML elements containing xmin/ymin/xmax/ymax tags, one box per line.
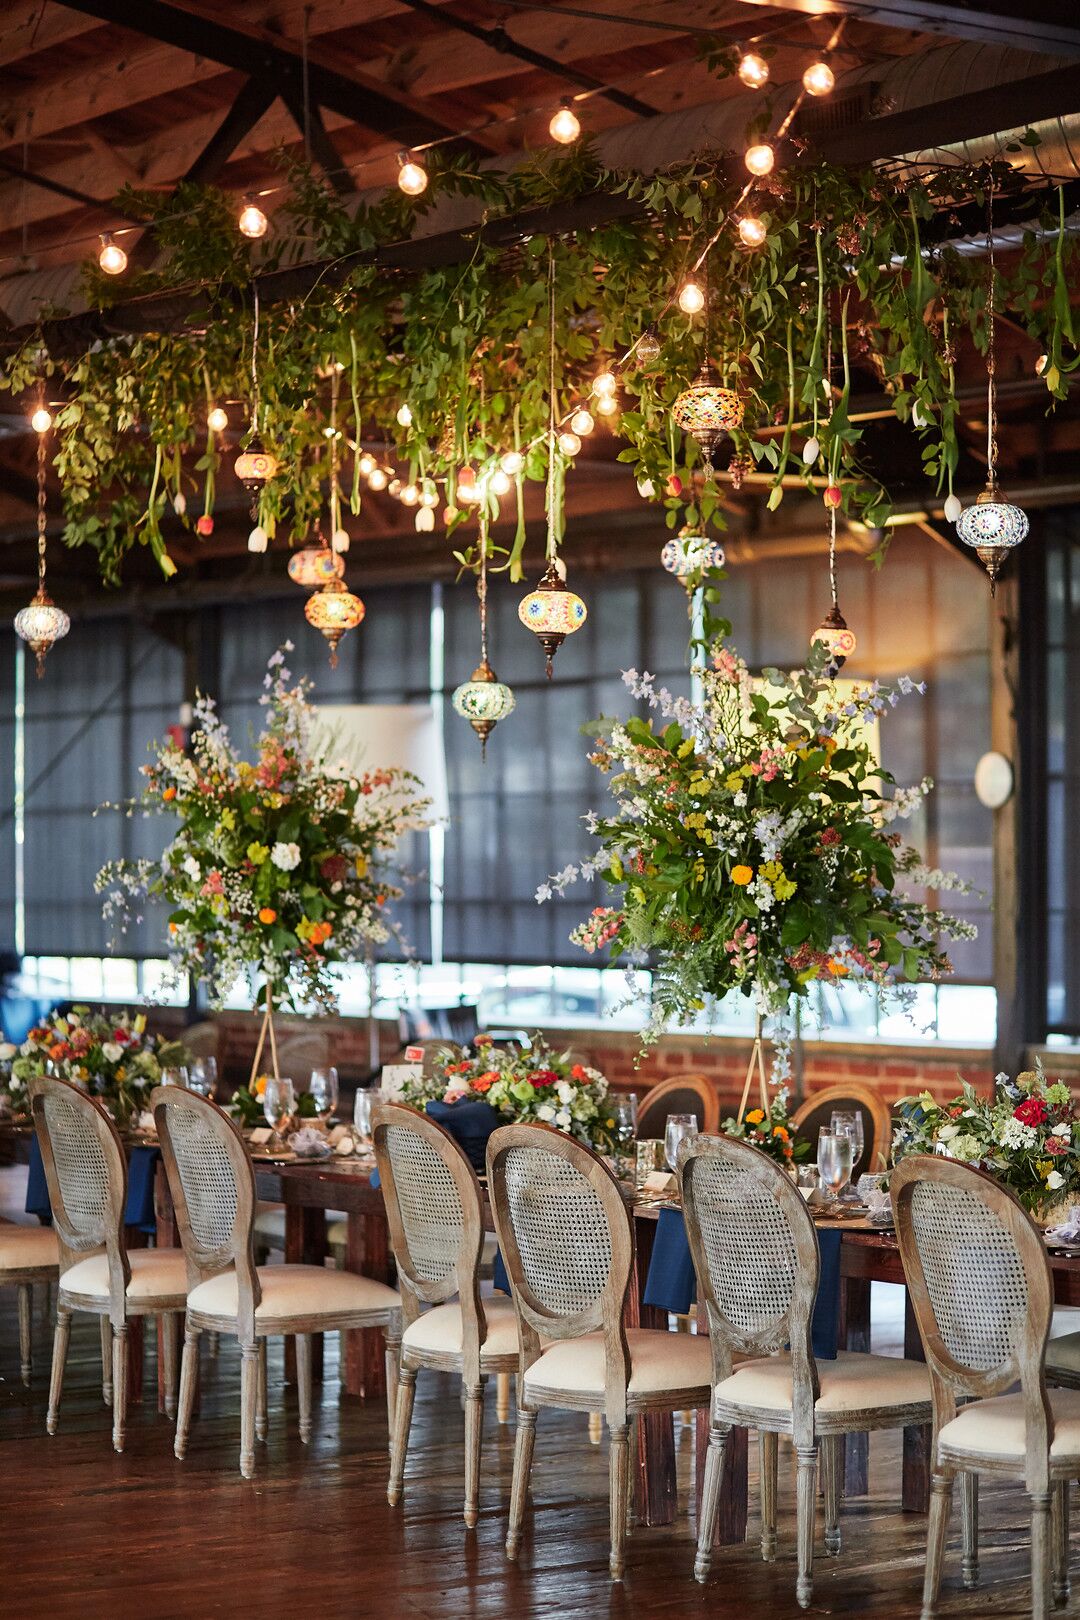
<box><xmin>1032</xmin><ymin>1488</ymin><xmax>1053</xmax><ymax>1620</ymax></box>
<box><xmin>384</xmin><ymin>1327</ymin><xmax>401</xmax><ymax>1447</ymax></box>
<box><xmin>464</xmin><ymin>1379</ymin><xmax>485</xmax><ymax>1528</ymax></box>
<box><xmin>1053</xmin><ymin>1479</ymin><xmax>1070</xmax><ymax>1608</ymax></box>
<box><xmin>100</xmin><ymin>1314</ymin><xmax>113</xmax><ymax>1407</ymax></box>
<box><xmin>821</xmin><ymin>1433</ymin><xmax>842</xmax><ymax>1557</ymax></box>
<box><xmin>695</xmin><ymin>1420</ymin><xmax>731</xmax><ymax>1583</ymax></box>
<box><xmin>46</xmin><ymin>1306</ymin><xmax>71</xmax><ymax>1435</ymax></box>
<box><xmin>608</xmin><ymin>1423</ymin><xmax>630</xmax><ymax>1580</ymax></box>
<box><xmin>588</xmin><ymin>1412</ymin><xmax>603</xmax><ymax>1444</ymax></box>
<box><xmin>922</xmin><ymin>1469</ymin><xmax>955</xmax><ymax>1620</ymax></box>
<box><xmin>296</xmin><ymin>1333</ymin><xmax>313</xmax><ymax>1444</ymax></box>
<box><xmin>506</xmin><ymin>1408</ymin><xmax>537</xmax><ymax>1561</ymax></box>
<box><xmin>256</xmin><ymin>1338</ymin><xmax>268</xmax><ymax>1441</ymax></box>
<box><xmin>17</xmin><ymin>1282</ymin><xmax>32</xmax><ymax>1386</ymax></box>
<box><xmin>795</xmin><ymin>1443</ymin><xmax>819</xmax><ymax>1609</ymax></box>
<box><xmin>496</xmin><ymin>1371</ymin><xmax>511</xmax><ymax>1423</ymax></box>
<box><xmin>388</xmin><ymin>1366</ymin><xmax>417</xmax><ymax>1506</ymax></box>
<box><xmin>112</xmin><ymin>1324</ymin><xmax>129</xmax><ymax>1453</ymax></box>
<box><xmin>161</xmin><ymin>1313</ymin><xmax>179</xmax><ymax>1420</ymax></box>
<box><xmin>239</xmin><ymin>1342</ymin><xmax>258</xmax><ymax>1478</ymax></box>
<box><xmin>760</xmin><ymin>1430</ymin><xmax>779</xmax><ymax>1560</ymax></box>
<box><xmin>175</xmin><ymin>1321</ymin><xmax>200</xmax><ymax>1460</ymax></box>
<box><xmin>961</xmin><ymin>1469</ymin><xmax>979</xmax><ymax>1589</ymax></box>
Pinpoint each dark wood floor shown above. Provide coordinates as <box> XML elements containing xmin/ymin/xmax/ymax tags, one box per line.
<box><xmin>0</xmin><ymin>1283</ymin><xmax>1063</xmax><ymax>1620</ymax></box>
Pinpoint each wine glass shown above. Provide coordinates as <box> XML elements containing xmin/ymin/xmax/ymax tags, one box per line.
<box><xmin>353</xmin><ymin>1087</ymin><xmax>374</xmax><ymax>1140</ymax></box>
<box><xmin>188</xmin><ymin>1058</ymin><xmax>217</xmax><ymax>1099</ymax></box>
<box><xmin>263</xmin><ymin>1077</ymin><xmax>295</xmax><ymax>1146</ymax></box>
<box><xmin>817</xmin><ymin>1129</ymin><xmax>854</xmax><ymax>1207</ymax></box>
<box><xmin>665</xmin><ymin>1113</ymin><xmax>698</xmax><ymax>1175</ymax></box>
<box><xmin>309</xmin><ymin>1066</ymin><xmax>339</xmax><ymax>1120</ymax></box>
<box><xmin>830</xmin><ymin>1109</ymin><xmax>865</xmax><ymax>1195</ymax></box>
<box><xmin>796</xmin><ymin>1164</ymin><xmax>820</xmax><ymax>1203</ymax></box>
<box><xmin>162</xmin><ymin>1065</ymin><xmax>189</xmax><ymax>1089</ymax></box>
<box><xmin>611</xmin><ymin>1095</ymin><xmax>639</xmax><ymax>1182</ymax></box>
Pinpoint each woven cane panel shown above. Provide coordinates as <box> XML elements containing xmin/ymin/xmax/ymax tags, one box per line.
<box><xmin>503</xmin><ymin>1146</ymin><xmax>611</xmax><ymax>1316</ymax></box>
<box><xmin>691</xmin><ymin>1157</ymin><xmax>799</xmax><ymax>1350</ymax></box>
<box><xmin>168</xmin><ymin>1105</ymin><xmax>238</xmax><ymax>1254</ymax></box>
<box><xmin>41</xmin><ymin>1093</ymin><xmax>111</xmax><ymax>1249</ymax></box>
<box><xmin>385</xmin><ymin>1124</ymin><xmax>463</xmax><ymax>1283</ymax></box>
<box><xmin>910</xmin><ymin>1183</ymin><xmax>1028</xmax><ymax>1372</ymax></box>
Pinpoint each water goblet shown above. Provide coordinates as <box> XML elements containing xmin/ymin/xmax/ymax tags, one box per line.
<box><xmin>610</xmin><ymin>1094</ymin><xmax>639</xmax><ymax>1181</ymax></box>
<box><xmin>353</xmin><ymin>1087</ymin><xmax>374</xmax><ymax>1141</ymax></box>
<box><xmin>309</xmin><ymin>1066</ymin><xmax>339</xmax><ymax>1120</ymax></box>
<box><xmin>817</xmin><ymin>1129</ymin><xmax>854</xmax><ymax>1208</ymax></box>
<box><xmin>665</xmin><ymin>1113</ymin><xmax>699</xmax><ymax>1176</ymax></box>
<box><xmin>796</xmin><ymin>1164</ymin><xmax>820</xmax><ymax>1203</ymax></box>
<box><xmin>162</xmin><ymin>1065</ymin><xmax>190</xmax><ymax>1089</ymax></box>
<box><xmin>263</xmin><ymin>1076</ymin><xmax>295</xmax><ymax>1147</ymax></box>
<box><xmin>187</xmin><ymin>1058</ymin><xmax>217</xmax><ymax>1099</ymax></box>
<box><xmin>830</xmin><ymin>1109</ymin><xmax>865</xmax><ymax>1197</ymax></box>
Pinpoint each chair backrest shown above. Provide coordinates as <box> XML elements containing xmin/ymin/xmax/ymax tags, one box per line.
<box><xmin>791</xmin><ymin>1082</ymin><xmax>891</xmax><ymax>1180</ymax></box>
<box><xmin>182</xmin><ymin>1020</ymin><xmax>221</xmax><ymax>1061</ymax></box>
<box><xmin>636</xmin><ymin>1073</ymin><xmax>720</xmax><ymax>1139</ymax></box>
<box><xmin>373</xmin><ymin>1101</ymin><xmax>486</xmax><ymax>1360</ymax></box>
<box><xmin>488</xmin><ymin>1121</ymin><xmax>632</xmax><ymax>1357</ymax></box>
<box><xmin>29</xmin><ymin>1076</ymin><xmax>130</xmax><ymax>1299</ymax></box>
<box><xmin>892</xmin><ymin>1155</ymin><xmax>1053</xmax><ymax>1472</ymax></box>
<box><xmin>152</xmin><ymin>1086</ymin><xmax>260</xmax><ymax>1332</ymax></box>
<box><xmin>679</xmin><ymin>1133</ymin><xmax>820</xmax><ymax>1437</ymax></box>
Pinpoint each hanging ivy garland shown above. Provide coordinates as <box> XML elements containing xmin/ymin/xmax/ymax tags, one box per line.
<box><xmin>1</xmin><ymin>144</ymin><xmax>1077</xmax><ymax>587</ymax></box>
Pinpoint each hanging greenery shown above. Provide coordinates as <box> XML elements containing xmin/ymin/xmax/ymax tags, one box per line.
<box><xmin>2</xmin><ymin>145</ymin><xmax>1076</xmax><ymax>587</ymax></box>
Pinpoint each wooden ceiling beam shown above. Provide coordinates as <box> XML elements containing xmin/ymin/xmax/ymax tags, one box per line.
<box><xmin>0</xmin><ymin>2</ymin><xmax>101</xmax><ymax>71</ymax></box>
<box><xmin>729</xmin><ymin>0</ymin><xmax>1080</xmax><ymax>60</ymax></box>
<box><xmin>0</xmin><ymin>153</ymin><xmax>143</xmax><ymax>223</ymax></box>
<box><xmin>278</xmin><ymin>87</ymin><xmax>354</xmax><ymax>195</ymax></box>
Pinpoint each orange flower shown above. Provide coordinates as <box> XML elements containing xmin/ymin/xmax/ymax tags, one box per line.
<box><xmin>731</xmin><ymin>864</ymin><xmax>753</xmax><ymax>886</ymax></box>
<box><xmin>827</xmin><ymin>960</ymin><xmax>849</xmax><ymax>977</ymax></box>
<box><xmin>168</xmin><ymin>921</ymin><xmax>179</xmax><ymax>934</ymax></box>
<box><xmin>772</xmin><ymin>1125</ymin><xmax>789</xmax><ymax>1141</ymax></box>
<box><xmin>259</xmin><ymin>907</ymin><xmax>277</xmax><ymax>925</ymax></box>
<box><xmin>745</xmin><ymin>1108</ymin><xmax>765</xmax><ymax>1125</ymax></box>
<box><xmin>162</xmin><ymin>785</ymin><xmax>177</xmax><ymax>801</ymax></box>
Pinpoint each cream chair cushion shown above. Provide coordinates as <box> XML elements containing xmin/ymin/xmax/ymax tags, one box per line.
<box><xmin>402</xmin><ymin>1297</ymin><xmax>519</xmax><ymax>1362</ymax></box>
<box><xmin>187</xmin><ymin>1262</ymin><xmax>399</xmax><ymax>1323</ymax></box>
<box><xmin>523</xmin><ymin>1326</ymin><xmax>712</xmax><ymax>1397</ymax></box>
<box><xmin>1047</xmin><ymin>1331</ymin><xmax>1080</xmax><ymax>1379</ymax></box>
<box><xmin>713</xmin><ymin>1350</ymin><xmax>931</xmax><ymax>1415</ymax></box>
<box><xmin>254</xmin><ymin>1207</ymin><xmax>348</xmax><ymax>1248</ymax></box>
<box><xmin>939</xmin><ymin>1389</ymin><xmax>1080</xmax><ymax>1461</ymax></box>
<box><xmin>61</xmin><ymin>1248</ymin><xmax>188</xmax><ymax>1302</ymax></box>
<box><xmin>0</xmin><ymin>1224</ymin><xmax>59</xmax><ymax>1272</ymax></box>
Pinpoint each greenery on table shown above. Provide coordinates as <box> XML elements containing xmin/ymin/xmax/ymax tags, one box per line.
<box><xmin>723</xmin><ymin>1090</ymin><xmax>811</xmax><ymax>1167</ymax></box>
<box><xmin>3</xmin><ymin>1007</ymin><xmax>187</xmax><ymax>1127</ymax></box>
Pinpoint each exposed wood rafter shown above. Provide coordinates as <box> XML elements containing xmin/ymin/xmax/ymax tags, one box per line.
<box><xmin>732</xmin><ymin>0</ymin><xmax>1080</xmax><ymax>59</ymax></box>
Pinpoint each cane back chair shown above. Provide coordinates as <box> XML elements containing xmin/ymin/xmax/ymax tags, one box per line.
<box><xmin>635</xmin><ymin>1073</ymin><xmax>719</xmax><ymax>1140</ymax></box>
<box><xmin>892</xmin><ymin>1154</ymin><xmax>1080</xmax><ymax>1620</ymax></box>
<box><xmin>373</xmin><ymin>1101</ymin><xmax>519</xmax><ymax>1527</ymax></box>
<box><xmin>488</xmin><ymin>1122</ymin><xmax>712</xmax><ymax>1580</ymax></box>
<box><xmin>30</xmin><ymin>1075</ymin><xmax>188</xmax><ymax>1451</ymax></box>
<box><xmin>680</xmin><ymin>1134</ymin><xmax>932</xmax><ymax>1608</ymax></box>
<box><xmin>791</xmin><ymin>1081</ymin><xmax>892</xmax><ymax>1181</ymax></box>
<box><xmin>0</xmin><ymin>1221</ymin><xmax>58</xmax><ymax>1386</ymax></box>
<box><xmin>153</xmin><ymin>1086</ymin><xmax>402</xmax><ymax>1478</ymax></box>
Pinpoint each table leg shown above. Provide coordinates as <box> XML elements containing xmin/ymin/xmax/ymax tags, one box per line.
<box><xmin>903</xmin><ymin>1291</ymin><xmax>931</xmax><ymax>1513</ymax></box>
<box><xmin>124</xmin><ymin>1226</ymin><xmax>147</xmax><ymax>1405</ymax></box>
<box><xmin>342</xmin><ymin>1209</ymin><xmax>392</xmax><ymax>1400</ymax></box>
<box><xmin>154</xmin><ymin>1163</ymin><xmax>198</xmax><ymax>1415</ymax></box>
<box><xmin>285</xmin><ymin>1206</ymin><xmax>327</xmax><ymax>1384</ymax></box>
<box><xmin>624</xmin><ymin>1218</ymin><xmax>676</xmax><ymax>1526</ymax></box>
<box><xmin>839</xmin><ymin>1272</ymin><xmax>871</xmax><ymax>1496</ymax></box>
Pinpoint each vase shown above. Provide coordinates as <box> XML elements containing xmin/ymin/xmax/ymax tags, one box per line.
<box><xmin>1029</xmin><ymin>1193</ymin><xmax>1078</xmax><ymax>1230</ymax></box>
<box><xmin>424</xmin><ymin>1098</ymin><xmax>501</xmax><ymax>1174</ymax></box>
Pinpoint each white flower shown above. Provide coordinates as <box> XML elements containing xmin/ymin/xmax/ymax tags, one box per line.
<box><xmin>101</xmin><ymin>1042</ymin><xmax>124</xmax><ymax>1064</ymax></box>
<box><xmin>997</xmin><ymin>1117</ymin><xmax>1037</xmax><ymax>1151</ymax></box>
<box><xmin>1053</xmin><ymin>1123</ymin><xmax>1072</xmax><ymax>1139</ymax></box>
<box><xmin>936</xmin><ymin>1123</ymin><xmax>960</xmax><ymax>1142</ymax></box>
<box><xmin>555</xmin><ymin>1108</ymin><xmax>571</xmax><ymax>1130</ymax></box>
<box><xmin>0</xmin><ymin>1042</ymin><xmax>16</xmax><ymax>1061</ymax></box>
<box><xmin>536</xmin><ymin>1104</ymin><xmax>556</xmax><ymax>1123</ymax></box>
<box><xmin>1047</xmin><ymin>1170</ymin><xmax>1066</xmax><ymax>1192</ymax></box>
<box><xmin>555</xmin><ymin>1080</ymin><xmax>574</xmax><ymax>1104</ymax></box>
<box><xmin>182</xmin><ymin>856</ymin><xmax>201</xmax><ymax>881</ymax></box>
<box><xmin>271</xmin><ymin>841</ymin><xmax>301</xmax><ymax>872</ymax></box>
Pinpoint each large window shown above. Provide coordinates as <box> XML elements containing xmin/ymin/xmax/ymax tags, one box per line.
<box><xmin>1045</xmin><ymin>514</ymin><xmax>1080</xmax><ymax>1034</ymax></box>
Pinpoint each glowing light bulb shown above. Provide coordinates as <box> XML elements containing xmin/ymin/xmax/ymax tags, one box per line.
<box><xmin>737</xmin><ymin>51</ymin><xmax>770</xmax><ymax>90</ymax></box>
<box><xmin>636</xmin><ymin>326</ymin><xmax>661</xmax><ymax>365</ymax></box>
<box><xmin>490</xmin><ymin>469</ymin><xmax>512</xmax><ymax>496</ymax></box>
<box><xmin>593</xmin><ymin>370</ymin><xmax>617</xmax><ymax>397</ymax></box>
<box><xmin>396</xmin><ymin>403</ymin><xmax>413</xmax><ymax>428</ymax></box>
<box><xmin>397</xmin><ymin>153</ymin><xmax>428</xmax><ymax>196</ymax></box>
<box><xmin>419</xmin><ymin>485</ymin><xmax>439</xmax><ymax>507</ymax></box>
<box><xmin>737</xmin><ymin>215</ymin><xmax>767</xmax><ymax>248</ymax></box>
<box><xmin>571</xmin><ymin>408</ymin><xmax>595</xmax><ymax>436</ymax></box>
<box><xmin>594</xmin><ymin>393</ymin><xmax>618</xmax><ymax>417</ymax></box>
<box><xmin>399</xmin><ymin>483</ymin><xmax>419</xmax><ymax>506</ymax></box>
<box><xmin>367</xmin><ymin>467</ymin><xmax>388</xmax><ymax>491</ymax></box>
<box><xmin>237</xmin><ymin>197</ymin><xmax>268</xmax><ymax>239</ymax></box>
<box><xmin>678</xmin><ymin>280</ymin><xmax>706</xmax><ymax>316</ymax></box>
<box><xmin>388</xmin><ymin>477</ymin><xmax>402</xmax><ymax>497</ymax></box>
<box><xmin>802</xmin><ymin>59</ymin><xmax>835</xmax><ymax>96</ymax></box>
<box><xmin>501</xmin><ymin>450</ymin><xmax>524</xmax><ymax>476</ymax></box>
<box><xmin>98</xmin><ymin>233</ymin><xmax>127</xmax><ymax>275</ymax></box>
<box><xmin>745</xmin><ymin>143</ymin><xmax>775</xmax><ymax>177</ymax></box>
<box><xmin>558</xmin><ymin>431</ymin><xmax>582</xmax><ymax>457</ymax></box>
<box><xmin>549</xmin><ymin>99</ymin><xmax>581</xmax><ymax>145</ymax></box>
<box><xmin>358</xmin><ymin>452</ymin><xmax>376</xmax><ymax>477</ymax></box>
<box><xmin>31</xmin><ymin>406</ymin><xmax>52</xmax><ymax>434</ymax></box>
<box><xmin>207</xmin><ymin>406</ymin><xmax>228</xmax><ymax>433</ymax></box>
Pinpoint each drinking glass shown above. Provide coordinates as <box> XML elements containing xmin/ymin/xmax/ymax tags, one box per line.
<box><xmin>353</xmin><ymin>1087</ymin><xmax>374</xmax><ymax>1140</ymax></box>
<box><xmin>830</xmin><ymin>1108</ymin><xmax>865</xmax><ymax>1167</ymax></box>
<box><xmin>309</xmin><ymin>1066</ymin><xmax>339</xmax><ymax>1120</ymax></box>
<box><xmin>817</xmin><ymin>1129</ymin><xmax>854</xmax><ymax>1206</ymax></box>
<box><xmin>188</xmin><ymin>1058</ymin><xmax>217</xmax><ymax>1098</ymax></box>
<box><xmin>796</xmin><ymin>1164</ymin><xmax>820</xmax><ymax>1202</ymax></box>
<box><xmin>263</xmin><ymin>1077</ymin><xmax>295</xmax><ymax>1144</ymax></box>
<box><xmin>162</xmin><ymin>1065</ymin><xmax>189</xmax><ymax>1089</ymax></box>
<box><xmin>665</xmin><ymin>1113</ymin><xmax>698</xmax><ymax>1174</ymax></box>
<box><xmin>610</xmin><ymin>1095</ymin><xmax>639</xmax><ymax>1182</ymax></box>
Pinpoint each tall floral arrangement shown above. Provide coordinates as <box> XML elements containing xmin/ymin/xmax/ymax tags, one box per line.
<box><xmin>97</xmin><ymin>646</ymin><xmax>433</xmax><ymax>1010</ymax></box>
<box><xmin>540</xmin><ymin>643</ymin><xmax>972</xmax><ymax>1048</ymax></box>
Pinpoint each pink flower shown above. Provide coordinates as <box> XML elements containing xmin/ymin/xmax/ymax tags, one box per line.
<box><xmin>443</xmin><ymin>1080</ymin><xmax>471</xmax><ymax>1104</ymax></box>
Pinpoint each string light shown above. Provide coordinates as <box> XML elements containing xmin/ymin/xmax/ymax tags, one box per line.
<box><xmin>802</xmin><ymin>59</ymin><xmax>835</xmax><ymax>96</ymax></box>
<box><xmin>98</xmin><ymin>233</ymin><xmax>127</xmax><ymax>275</ymax></box>
<box><xmin>570</xmin><ymin>408</ymin><xmax>595</xmax><ymax>435</ymax></box>
<box><xmin>367</xmin><ymin>466</ymin><xmax>388</xmax><ymax>490</ymax></box>
<box><xmin>594</xmin><ymin>393</ymin><xmax>618</xmax><ymax>417</ymax></box>
<box><xmin>396</xmin><ymin>403</ymin><xmax>413</xmax><ymax>427</ymax></box>
<box><xmin>636</xmin><ymin>325</ymin><xmax>661</xmax><ymax>365</ymax></box>
<box><xmin>737</xmin><ymin>216</ymin><xmax>767</xmax><ymax>248</ymax></box>
<box><xmin>237</xmin><ymin>196</ymin><xmax>268</xmax><ymax>239</ymax></box>
<box><xmin>14</xmin><ymin>390</ymin><xmax>69</xmax><ymax>677</ymax></box>
<box><xmin>549</xmin><ymin>98</ymin><xmax>581</xmax><ymax>144</ymax></box>
<box><xmin>397</xmin><ymin>152</ymin><xmax>428</xmax><ymax>196</ymax></box>
<box><xmin>592</xmin><ymin>370</ymin><xmax>618</xmax><ymax>398</ymax></box>
<box><xmin>30</xmin><ymin>405</ymin><xmax>52</xmax><ymax>434</ymax></box>
<box><xmin>207</xmin><ymin>406</ymin><xmax>228</xmax><ymax>433</ymax></box>
<box><xmin>500</xmin><ymin>449</ymin><xmax>524</xmax><ymax>476</ymax></box>
<box><xmin>558</xmin><ymin>430</ymin><xmax>582</xmax><ymax>457</ymax></box>
<box><xmin>399</xmin><ymin>483</ymin><xmax>419</xmax><ymax>506</ymax></box>
<box><xmin>745</xmin><ymin>143</ymin><xmax>775</xmax><ymax>177</ymax></box>
<box><xmin>678</xmin><ymin>279</ymin><xmax>706</xmax><ymax>315</ymax></box>
<box><xmin>357</xmin><ymin>452</ymin><xmax>376</xmax><ymax>477</ymax></box>
<box><xmin>490</xmin><ymin>468</ymin><xmax>512</xmax><ymax>496</ymax></box>
<box><xmin>737</xmin><ymin>50</ymin><xmax>770</xmax><ymax>89</ymax></box>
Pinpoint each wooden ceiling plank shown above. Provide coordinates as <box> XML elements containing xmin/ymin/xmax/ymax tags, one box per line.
<box><xmin>0</xmin><ymin>1</ymin><xmax>102</xmax><ymax>71</ymax></box>
<box><xmin>0</xmin><ymin>152</ymin><xmax>142</xmax><ymax>221</ymax></box>
<box><xmin>730</xmin><ymin>0</ymin><xmax>1080</xmax><ymax>60</ymax></box>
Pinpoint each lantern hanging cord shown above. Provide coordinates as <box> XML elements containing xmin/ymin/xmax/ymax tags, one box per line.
<box><xmin>250</xmin><ymin>280</ymin><xmax>261</xmax><ymax>431</ymax></box>
<box><xmin>985</xmin><ymin>173</ymin><xmax>998</xmax><ymax>490</ymax></box>
<box><xmin>35</xmin><ymin>385</ymin><xmax>47</xmax><ymax>590</ymax></box>
<box><xmin>546</xmin><ymin>243</ymin><xmax>557</xmax><ymax>563</ymax></box>
<box><xmin>478</xmin><ymin>514</ymin><xmax>490</xmax><ymax>665</ymax></box>
<box><xmin>828</xmin><ymin>502</ymin><xmax>838</xmax><ymax>611</ymax></box>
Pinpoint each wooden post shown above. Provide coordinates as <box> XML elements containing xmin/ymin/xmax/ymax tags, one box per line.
<box><xmin>991</xmin><ymin>569</ymin><xmax>1024</xmax><ymax>1077</ymax></box>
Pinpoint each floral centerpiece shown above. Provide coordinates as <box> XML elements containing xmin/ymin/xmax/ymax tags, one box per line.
<box><xmin>2</xmin><ymin>1007</ymin><xmax>188</xmax><ymax>1127</ymax></box>
<box><xmin>397</xmin><ymin>1033</ymin><xmax>615</xmax><ymax>1153</ymax></box>
<box><xmin>722</xmin><ymin>1088</ymin><xmax>811</xmax><ymax>1168</ymax></box>
<box><xmin>97</xmin><ymin>644</ymin><xmax>433</xmax><ymax>1016</ymax></box>
<box><xmin>893</xmin><ymin>1063</ymin><xmax>1080</xmax><ymax>1219</ymax></box>
<box><xmin>540</xmin><ymin>641</ymin><xmax>972</xmax><ymax>1052</ymax></box>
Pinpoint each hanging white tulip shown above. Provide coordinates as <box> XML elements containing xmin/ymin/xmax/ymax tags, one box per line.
<box><xmin>415</xmin><ymin>507</ymin><xmax>435</xmax><ymax>533</ymax></box>
<box><xmin>802</xmin><ymin>437</ymin><xmax>820</xmax><ymax>466</ymax></box>
<box><xmin>944</xmin><ymin>494</ymin><xmax>963</xmax><ymax>524</ymax></box>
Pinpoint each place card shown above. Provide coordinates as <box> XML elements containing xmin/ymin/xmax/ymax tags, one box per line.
<box><xmin>249</xmin><ymin>1127</ymin><xmax>272</xmax><ymax>1145</ymax></box>
<box><xmin>381</xmin><ymin>1063</ymin><xmax>422</xmax><ymax>1101</ymax></box>
<box><xmin>642</xmin><ymin>1169</ymin><xmax>677</xmax><ymax>1196</ymax></box>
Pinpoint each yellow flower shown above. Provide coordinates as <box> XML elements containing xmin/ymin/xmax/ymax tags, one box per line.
<box><xmin>745</xmin><ymin>1108</ymin><xmax>765</xmax><ymax>1125</ymax></box>
<box><xmin>247</xmin><ymin>842</ymin><xmax>269</xmax><ymax>865</ymax></box>
<box><xmin>133</xmin><ymin>1013</ymin><xmax>147</xmax><ymax>1034</ymax></box>
<box><xmin>677</xmin><ymin>738</ymin><xmax>696</xmax><ymax>760</ymax></box>
<box><xmin>760</xmin><ymin>860</ymin><xmax>783</xmax><ymax>883</ymax></box>
<box><xmin>220</xmin><ymin>807</ymin><xmax>236</xmax><ymax>831</ymax></box>
<box><xmin>1037</xmin><ymin>1160</ymin><xmax>1054</xmax><ymax>1180</ymax></box>
<box><xmin>774</xmin><ymin>877</ymin><xmax>797</xmax><ymax>901</ymax></box>
<box><xmin>355</xmin><ymin>855</ymin><xmax>368</xmax><ymax>879</ymax></box>
<box><xmin>725</xmin><ymin>773</ymin><xmax>744</xmax><ymax>792</ymax></box>
<box><xmin>731</xmin><ymin>864</ymin><xmax>753</xmax><ymax>886</ymax></box>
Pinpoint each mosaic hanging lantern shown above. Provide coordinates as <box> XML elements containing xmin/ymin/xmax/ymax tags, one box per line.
<box><xmin>14</xmin><ymin>399</ymin><xmax>69</xmax><ymax>676</ymax></box>
<box><xmin>519</xmin><ymin>560</ymin><xmax>587</xmax><ymax>679</ymax></box>
<box><xmin>234</xmin><ymin>436</ymin><xmax>278</xmax><ymax>518</ymax></box>
<box><xmin>811</xmin><ymin>506</ymin><xmax>857</xmax><ymax>674</ymax></box>
<box><xmin>287</xmin><ymin>538</ymin><xmax>345</xmax><ymax>587</ymax></box>
<box><xmin>452</xmin><ymin>660</ymin><xmax>516</xmax><ymax>759</ymax></box>
<box><xmin>304</xmin><ymin>578</ymin><xmax>365</xmax><ymax>668</ymax></box>
<box><xmin>671</xmin><ymin>362</ymin><xmax>744</xmax><ymax>477</ymax></box>
<box><xmin>660</xmin><ymin>526</ymin><xmax>725</xmax><ymax>583</ymax></box>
